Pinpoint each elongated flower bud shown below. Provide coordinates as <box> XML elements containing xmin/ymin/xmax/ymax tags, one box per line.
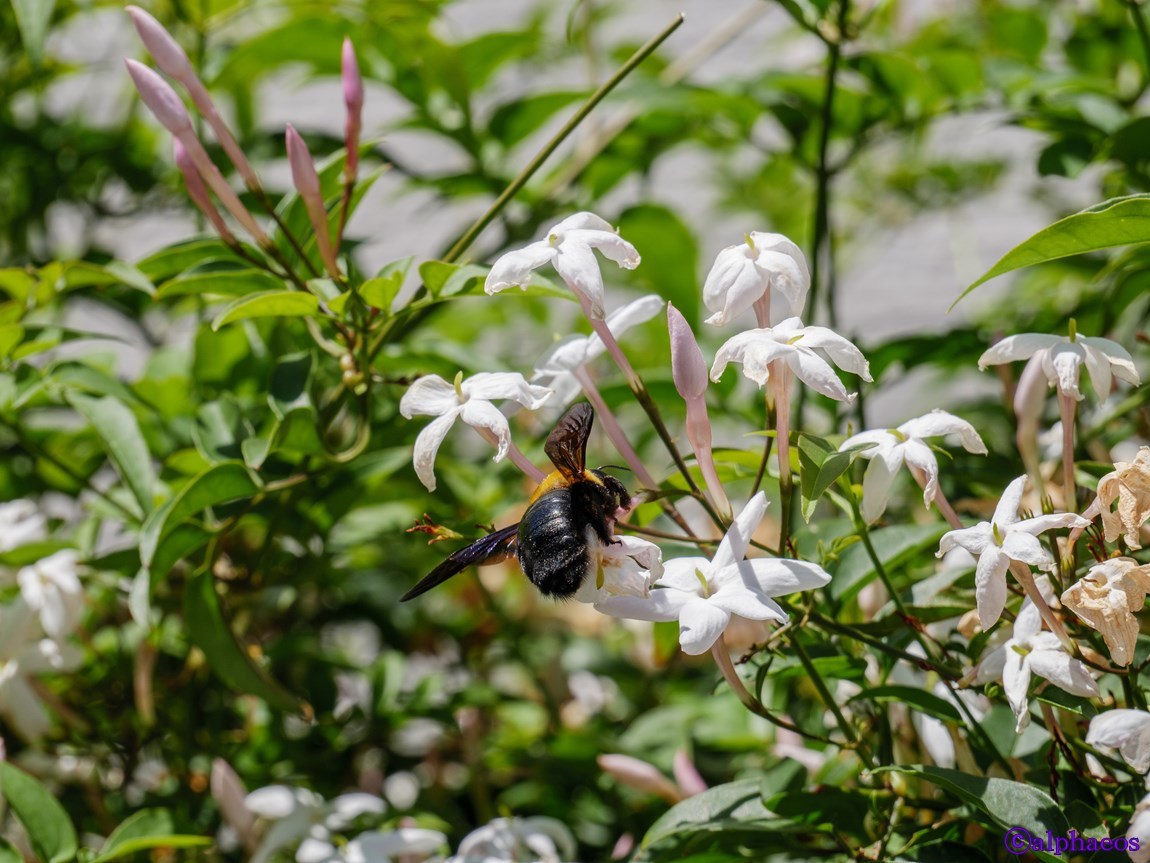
<box><xmin>342</xmin><ymin>37</ymin><xmax>363</xmax><ymax>182</ymax></box>
<box><xmin>173</xmin><ymin>139</ymin><xmax>235</xmax><ymax>243</ymax></box>
<box><xmin>668</xmin><ymin>303</ymin><xmax>707</xmax><ymax>400</ymax></box>
<box><xmin>671</xmin><ymin>749</ymin><xmax>707</xmax><ymax>797</ymax></box>
<box><xmin>127</xmin><ymin>6</ymin><xmax>260</xmax><ymax>191</ymax></box>
<box><xmin>128</xmin><ymin>60</ymin><xmax>268</xmax><ymax>244</ymax></box>
<box><xmin>667</xmin><ymin>303</ymin><xmax>730</xmax><ymax>515</ymax></box>
<box><xmin>125</xmin><ymin>58</ymin><xmax>192</xmax><ymax>135</ymax></box>
<box><xmin>211</xmin><ymin>759</ymin><xmax>256</xmax><ymax>852</ymax></box>
<box><xmin>597</xmin><ymin>754</ymin><xmax>682</xmax><ymax>804</ymax></box>
<box><xmin>286</xmin><ymin>124</ymin><xmax>340</xmax><ymax>278</ymax></box>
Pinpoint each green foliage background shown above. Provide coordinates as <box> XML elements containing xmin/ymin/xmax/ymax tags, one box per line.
<box><xmin>4</xmin><ymin>0</ymin><xmax>1150</xmax><ymax>860</ymax></box>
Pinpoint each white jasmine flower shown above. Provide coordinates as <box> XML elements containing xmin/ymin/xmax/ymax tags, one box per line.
<box><xmin>532</xmin><ymin>294</ymin><xmax>664</xmax><ymax>405</ymax></box>
<box><xmin>484</xmin><ymin>212</ymin><xmax>640</xmax><ymax>319</ymax></box>
<box><xmin>399</xmin><ymin>372</ymin><xmax>552</xmax><ymax>492</ymax></box>
<box><xmin>703</xmin><ymin>232</ymin><xmax>809</xmax><ymax>326</ymax></box>
<box><xmin>575</xmin><ymin>534</ymin><xmax>663</xmax><ymax>604</ymax></box>
<box><xmin>1129</xmin><ymin>793</ymin><xmax>1150</xmax><ymax>863</ymax></box>
<box><xmin>937</xmin><ymin>476</ymin><xmax>1088</xmax><ymax>629</ymax></box>
<box><xmin>978</xmin><ymin>330</ymin><xmax>1139</xmax><ymax>402</ymax></box>
<box><xmin>596</xmin><ymin>492</ymin><xmax>831</xmax><ymax>655</ymax></box>
<box><xmin>709</xmin><ymin>317</ymin><xmax>871</xmax><ymax>402</ymax></box>
<box><xmin>345</xmin><ymin>828</ymin><xmax>448</xmax><ymax>863</ymax></box>
<box><xmin>17</xmin><ymin>550</ymin><xmax>83</xmax><ymax>641</ymax></box>
<box><xmin>969</xmin><ymin>593</ymin><xmax>1098</xmax><ymax>732</ymax></box>
<box><xmin>245</xmin><ymin>785</ymin><xmax>386</xmax><ymax>863</ymax></box>
<box><xmin>0</xmin><ymin>600</ymin><xmax>82</xmax><ymax>741</ymax></box>
<box><xmin>447</xmin><ymin>816</ymin><xmax>576</xmax><ymax>863</ymax></box>
<box><xmin>0</xmin><ymin>500</ymin><xmax>46</xmax><ymax>552</ymax></box>
<box><xmin>1086</xmin><ymin>709</ymin><xmax>1150</xmax><ymax>775</ymax></box>
<box><xmin>840</xmin><ymin>410</ymin><xmax>987</xmax><ymax>523</ymax></box>
<box><xmin>1062</xmin><ymin>558</ymin><xmax>1150</xmax><ymax>667</ymax></box>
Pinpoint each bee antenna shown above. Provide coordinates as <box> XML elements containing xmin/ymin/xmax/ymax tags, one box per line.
<box><xmin>598</xmin><ymin>464</ymin><xmax>631</xmax><ymax>473</ymax></box>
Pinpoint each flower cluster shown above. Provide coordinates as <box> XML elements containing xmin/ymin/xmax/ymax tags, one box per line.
<box><xmin>0</xmin><ymin>501</ymin><xmax>84</xmax><ymax>741</ymax></box>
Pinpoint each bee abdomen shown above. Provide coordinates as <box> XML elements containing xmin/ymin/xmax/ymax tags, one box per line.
<box><xmin>517</xmin><ymin>491</ymin><xmax>590</xmax><ymax>597</ymax></box>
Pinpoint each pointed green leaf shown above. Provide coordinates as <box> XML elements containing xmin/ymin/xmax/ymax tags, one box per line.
<box><xmin>140</xmin><ymin>463</ymin><xmax>259</xmax><ymax>567</ymax></box>
<box><xmin>69</xmin><ymin>394</ymin><xmax>156</xmax><ymax>514</ymax></box>
<box><xmin>156</xmin><ymin>269</ymin><xmax>283</xmax><ymax>299</ymax></box>
<box><xmin>184</xmin><ymin>568</ymin><xmax>307</xmax><ymax>714</ymax></box>
<box><xmin>0</xmin><ymin>762</ymin><xmax>78</xmax><ymax>863</ymax></box>
<box><xmin>849</xmin><ymin>685</ymin><xmax>962</xmax><ymax>723</ymax></box>
<box><xmin>90</xmin><ymin>808</ymin><xmax>211</xmax><ymax>863</ymax></box>
<box><xmin>11</xmin><ymin>0</ymin><xmax>55</xmax><ymax>65</ymax></box>
<box><xmin>211</xmin><ymin>291</ymin><xmax>319</xmax><ymax>331</ymax></box>
<box><xmin>959</xmin><ymin>194</ymin><xmax>1150</xmax><ymax>303</ymax></box>
<box><xmin>797</xmin><ymin>434</ymin><xmax>875</xmax><ymax>522</ymax></box>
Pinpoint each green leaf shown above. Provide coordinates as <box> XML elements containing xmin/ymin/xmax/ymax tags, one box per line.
<box><xmin>0</xmin><ymin>324</ymin><xmax>24</xmax><ymax>359</ymax></box>
<box><xmin>876</xmin><ymin>765</ymin><xmax>1069</xmax><ymax>838</ymax></box>
<box><xmin>184</xmin><ymin>568</ymin><xmax>308</xmax><ymax>714</ymax></box>
<box><xmin>69</xmin><ymin>394</ymin><xmax>156</xmax><ymax>514</ymax></box>
<box><xmin>797</xmin><ymin>434</ymin><xmax>874</xmax><ymax>522</ymax></box>
<box><xmin>360</xmin><ymin>257</ymin><xmax>414</xmax><ymax>312</ymax></box>
<box><xmin>639</xmin><ymin>779</ymin><xmax>793</xmax><ymax>857</ymax></box>
<box><xmin>764</xmin><ymin>787</ymin><xmax>871</xmax><ymax>836</ymax></box>
<box><xmin>849</xmin><ymin>685</ymin><xmax>962</xmax><ymax>723</ymax></box>
<box><xmin>617</xmin><ymin>205</ymin><xmax>699</xmax><ymax>325</ymax></box>
<box><xmin>211</xmin><ymin>291</ymin><xmax>319</xmax><ymax>331</ymax></box>
<box><xmin>420</xmin><ymin>261</ymin><xmax>489</xmax><ymax>299</ymax></box>
<box><xmin>91</xmin><ymin>809</ymin><xmax>210</xmax><ymax>863</ymax></box>
<box><xmin>156</xmin><ymin>268</ymin><xmax>284</xmax><ymax>300</ymax></box>
<box><xmin>830</xmin><ymin>523</ymin><xmax>947</xmax><ymax>602</ymax></box>
<box><xmin>11</xmin><ymin>0</ymin><xmax>55</xmax><ymax>65</ymax></box>
<box><xmin>960</xmin><ymin>194</ymin><xmax>1150</xmax><ymax>302</ymax></box>
<box><xmin>269</xmin><ymin>352</ymin><xmax>314</xmax><ymax>417</ymax></box>
<box><xmin>140</xmin><ymin>463</ymin><xmax>260</xmax><ymax>568</ymax></box>
<box><xmin>137</xmin><ymin>239</ymin><xmax>245</xmax><ymax>283</ymax></box>
<box><xmin>489</xmin><ymin>91</ymin><xmax>585</xmax><ymax>147</ymax></box>
<box><xmin>0</xmin><ymin>837</ymin><xmax>21</xmax><ymax>863</ymax></box>
<box><xmin>0</xmin><ymin>762</ymin><xmax>78</xmax><ymax>863</ymax></box>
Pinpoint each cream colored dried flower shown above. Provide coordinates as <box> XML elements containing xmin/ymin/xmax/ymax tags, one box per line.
<box><xmin>1061</xmin><ymin>557</ymin><xmax>1150</xmax><ymax>666</ymax></box>
<box><xmin>1088</xmin><ymin>448</ymin><xmax>1150</xmax><ymax>550</ymax></box>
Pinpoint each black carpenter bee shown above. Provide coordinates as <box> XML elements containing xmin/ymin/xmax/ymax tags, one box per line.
<box><xmin>400</xmin><ymin>403</ymin><xmax>632</xmax><ymax>601</ymax></box>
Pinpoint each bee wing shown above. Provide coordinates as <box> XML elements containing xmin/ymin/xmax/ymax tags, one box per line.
<box><xmin>400</xmin><ymin>523</ymin><xmax>520</xmax><ymax>602</ymax></box>
<box><xmin>544</xmin><ymin>402</ymin><xmax>594</xmax><ymax>479</ymax></box>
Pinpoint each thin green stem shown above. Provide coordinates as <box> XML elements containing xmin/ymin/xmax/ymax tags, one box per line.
<box><xmin>441</xmin><ymin>14</ymin><xmax>685</xmax><ymax>263</ymax></box>
<box><xmin>1128</xmin><ymin>0</ymin><xmax>1150</xmax><ymax>91</ymax></box>
<box><xmin>790</xmin><ymin>637</ymin><xmax>874</xmax><ymax>768</ymax></box>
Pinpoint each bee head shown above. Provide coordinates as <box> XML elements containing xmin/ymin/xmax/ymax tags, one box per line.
<box><xmin>590</xmin><ymin>468</ymin><xmax>633</xmax><ymax>515</ymax></box>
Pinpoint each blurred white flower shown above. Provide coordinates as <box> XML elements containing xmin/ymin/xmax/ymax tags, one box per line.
<box><xmin>399</xmin><ymin>373</ymin><xmax>552</xmax><ymax>492</ymax></box>
<box><xmin>345</xmin><ymin>828</ymin><xmax>448</xmax><ymax>863</ymax></box>
<box><xmin>246</xmin><ymin>785</ymin><xmax>386</xmax><ymax>863</ymax></box>
<box><xmin>447</xmin><ymin>816</ymin><xmax>576</xmax><ymax>863</ymax></box>
<box><xmin>978</xmin><ymin>330</ymin><xmax>1139</xmax><ymax>402</ymax></box>
<box><xmin>1062</xmin><ymin>558</ymin><xmax>1150</xmax><ymax>667</ymax></box>
<box><xmin>969</xmin><ymin>593</ymin><xmax>1098</xmax><ymax>732</ymax></box>
<box><xmin>484</xmin><ymin>212</ymin><xmax>640</xmax><ymax>319</ymax></box>
<box><xmin>532</xmin><ymin>295</ymin><xmax>664</xmax><ymax>406</ymax></box>
<box><xmin>937</xmin><ymin>476</ymin><xmax>1088</xmax><ymax>629</ymax></box>
<box><xmin>841</xmin><ymin>410</ymin><xmax>987</xmax><ymax>523</ymax></box>
<box><xmin>709</xmin><ymin>317</ymin><xmax>871</xmax><ymax>402</ymax></box>
<box><xmin>1129</xmin><ymin>793</ymin><xmax>1150</xmax><ymax>863</ymax></box>
<box><xmin>596</xmin><ymin>493</ymin><xmax>831</xmax><ymax>655</ymax></box>
<box><xmin>702</xmin><ymin>232</ymin><xmax>809</xmax><ymax>326</ymax></box>
<box><xmin>574</xmin><ymin>534</ymin><xmax>663</xmax><ymax>604</ymax></box>
<box><xmin>18</xmin><ymin>550</ymin><xmax>83</xmax><ymax>641</ymax></box>
<box><xmin>0</xmin><ymin>500</ymin><xmax>46</xmax><ymax>552</ymax></box>
<box><xmin>0</xmin><ymin>600</ymin><xmax>82</xmax><ymax>741</ymax></box>
<box><xmin>1086</xmin><ymin>709</ymin><xmax>1150</xmax><ymax>775</ymax></box>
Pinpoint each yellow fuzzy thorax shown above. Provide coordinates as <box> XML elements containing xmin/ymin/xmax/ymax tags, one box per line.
<box><xmin>527</xmin><ymin>468</ymin><xmax>603</xmax><ymax>504</ymax></box>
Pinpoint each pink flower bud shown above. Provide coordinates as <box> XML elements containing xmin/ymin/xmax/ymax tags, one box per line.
<box><xmin>174</xmin><ymin>139</ymin><xmax>234</xmax><ymax>243</ymax></box>
<box><xmin>125</xmin><ymin>59</ymin><xmax>192</xmax><ymax>135</ymax></box>
<box><xmin>211</xmin><ymin>758</ymin><xmax>256</xmax><ymax>851</ymax></box>
<box><xmin>286</xmin><ymin>124</ymin><xmax>340</xmax><ymax>278</ymax></box>
<box><xmin>671</xmin><ymin>749</ymin><xmax>708</xmax><ymax>797</ymax></box>
<box><xmin>1014</xmin><ymin>351</ymin><xmax>1048</xmax><ymax>427</ymax></box>
<box><xmin>127</xmin><ymin>7</ymin><xmax>261</xmax><ymax>192</ymax></box>
<box><xmin>597</xmin><ymin>754</ymin><xmax>682</xmax><ymax>804</ymax></box>
<box><xmin>668</xmin><ymin>303</ymin><xmax>707</xmax><ymax>400</ymax></box>
<box><xmin>126</xmin><ymin>6</ymin><xmax>193</xmax><ymax>80</ymax></box>
<box><xmin>342</xmin><ymin>37</ymin><xmax>364</xmax><ymax>181</ymax></box>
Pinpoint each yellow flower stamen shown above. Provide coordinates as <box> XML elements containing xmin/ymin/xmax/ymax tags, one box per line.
<box><xmin>453</xmin><ymin>370</ymin><xmax>465</xmax><ymax>399</ymax></box>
